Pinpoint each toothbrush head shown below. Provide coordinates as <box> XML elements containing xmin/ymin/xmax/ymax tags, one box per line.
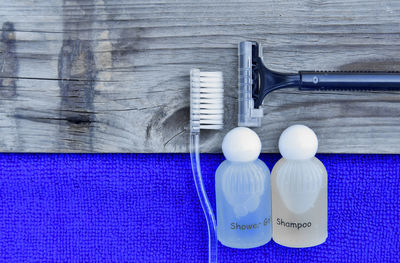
<box><xmin>190</xmin><ymin>69</ymin><xmax>224</xmax><ymax>133</ymax></box>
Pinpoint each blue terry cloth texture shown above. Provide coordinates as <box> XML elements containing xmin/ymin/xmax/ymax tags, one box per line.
<box><xmin>0</xmin><ymin>153</ymin><xmax>399</xmax><ymax>262</ymax></box>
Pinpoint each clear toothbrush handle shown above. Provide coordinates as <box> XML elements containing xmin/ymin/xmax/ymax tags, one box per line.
<box><xmin>190</xmin><ymin>132</ymin><xmax>218</xmax><ymax>263</ymax></box>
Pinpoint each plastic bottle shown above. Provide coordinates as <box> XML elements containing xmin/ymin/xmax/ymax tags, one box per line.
<box><xmin>215</xmin><ymin>127</ymin><xmax>272</xmax><ymax>249</ymax></box>
<box><xmin>271</xmin><ymin>124</ymin><xmax>327</xmax><ymax>248</ymax></box>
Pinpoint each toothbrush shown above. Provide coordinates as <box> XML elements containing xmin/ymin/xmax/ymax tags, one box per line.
<box><xmin>190</xmin><ymin>69</ymin><xmax>223</xmax><ymax>263</ymax></box>
<box><xmin>238</xmin><ymin>40</ymin><xmax>400</xmax><ymax>127</ymax></box>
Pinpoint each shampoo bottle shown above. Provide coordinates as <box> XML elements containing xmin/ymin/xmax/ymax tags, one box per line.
<box><xmin>215</xmin><ymin>127</ymin><xmax>272</xmax><ymax>249</ymax></box>
<box><xmin>271</xmin><ymin>125</ymin><xmax>327</xmax><ymax>247</ymax></box>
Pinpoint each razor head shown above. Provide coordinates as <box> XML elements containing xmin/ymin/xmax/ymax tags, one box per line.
<box><xmin>238</xmin><ymin>41</ymin><xmax>264</xmax><ymax>127</ymax></box>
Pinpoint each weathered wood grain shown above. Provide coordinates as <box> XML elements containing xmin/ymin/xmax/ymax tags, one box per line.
<box><xmin>0</xmin><ymin>0</ymin><xmax>400</xmax><ymax>153</ymax></box>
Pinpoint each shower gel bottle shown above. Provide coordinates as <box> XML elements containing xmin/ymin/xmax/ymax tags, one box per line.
<box><xmin>271</xmin><ymin>125</ymin><xmax>327</xmax><ymax>248</ymax></box>
<box><xmin>215</xmin><ymin>127</ymin><xmax>272</xmax><ymax>249</ymax></box>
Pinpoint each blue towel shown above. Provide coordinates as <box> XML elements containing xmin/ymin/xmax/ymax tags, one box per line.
<box><xmin>0</xmin><ymin>153</ymin><xmax>399</xmax><ymax>262</ymax></box>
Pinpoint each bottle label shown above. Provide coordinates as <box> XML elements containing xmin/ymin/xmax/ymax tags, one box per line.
<box><xmin>276</xmin><ymin>218</ymin><xmax>312</xmax><ymax>230</ymax></box>
<box><xmin>230</xmin><ymin>217</ymin><xmax>271</xmax><ymax>231</ymax></box>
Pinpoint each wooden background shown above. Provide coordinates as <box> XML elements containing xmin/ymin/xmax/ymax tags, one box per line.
<box><xmin>0</xmin><ymin>0</ymin><xmax>400</xmax><ymax>153</ymax></box>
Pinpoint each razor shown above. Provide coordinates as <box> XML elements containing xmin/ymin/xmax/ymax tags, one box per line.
<box><xmin>239</xmin><ymin>40</ymin><xmax>400</xmax><ymax>127</ymax></box>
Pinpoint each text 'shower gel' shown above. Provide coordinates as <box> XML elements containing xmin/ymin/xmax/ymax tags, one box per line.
<box><xmin>215</xmin><ymin>127</ymin><xmax>272</xmax><ymax>249</ymax></box>
<box><xmin>271</xmin><ymin>125</ymin><xmax>327</xmax><ymax>248</ymax></box>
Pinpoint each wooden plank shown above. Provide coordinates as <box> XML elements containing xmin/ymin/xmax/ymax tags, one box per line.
<box><xmin>0</xmin><ymin>0</ymin><xmax>400</xmax><ymax>153</ymax></box>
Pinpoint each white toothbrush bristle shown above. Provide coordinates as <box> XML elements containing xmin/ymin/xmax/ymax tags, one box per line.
<box><xmin>190</xmin><ymin>69</ymin><xmax>224</xmax><ymax>131</ymax></box>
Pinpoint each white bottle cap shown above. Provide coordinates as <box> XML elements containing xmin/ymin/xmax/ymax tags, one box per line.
<box><xmin>278</xmin><ymin>124</ymin><xmax>318</xmax><ymax>160</ymax></box>
<box><xmin>222</xmin><ymin>127</ymin><xmax>261</xmax><ymax>162</ymax></box>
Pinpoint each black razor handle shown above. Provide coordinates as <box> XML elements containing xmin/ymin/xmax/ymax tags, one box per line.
<box><xmin>300</xmin><ymin>71</ymin><xmax>400</xmax><ymax>91</ymax></box>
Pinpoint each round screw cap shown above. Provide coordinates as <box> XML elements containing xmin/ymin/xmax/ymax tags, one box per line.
<box><xmin>279</xmin><ymin>124</ymin><xmax>318</xmax><ymax>160</ymax></box>
<box><xmin>222</xmin><ymin>127</ymin><xmax>261</xmax><ymax>162</ymax></box>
